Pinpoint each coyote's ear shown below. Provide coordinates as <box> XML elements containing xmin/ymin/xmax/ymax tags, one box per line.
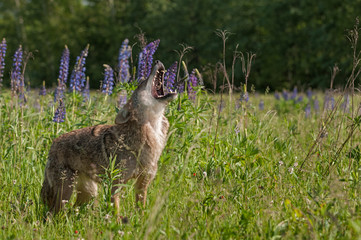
<box><xmin>115</xmin><ymin>108</ymin><xmax>130</xmax><ymax>124</ymax></box>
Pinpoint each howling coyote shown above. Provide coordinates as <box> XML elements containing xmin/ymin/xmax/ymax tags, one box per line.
<box><xmin>41</xmin><ymin>60</ymin><xmax>177</xmax><ymax>214</ymax></box>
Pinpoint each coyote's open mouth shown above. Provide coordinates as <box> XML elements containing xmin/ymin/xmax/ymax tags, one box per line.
<box><xmin>152</xmin><ymin>64</ymin><xmax>177</xmax><ymax>100</ymax></box>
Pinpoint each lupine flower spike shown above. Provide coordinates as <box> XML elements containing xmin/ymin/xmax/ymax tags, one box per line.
<box><xmin>188</xmin><ymin>69</ymin><xmax>198</xmax><ymax>100</ymax></box>
<box><xmin>291</xmin><ymin>87</ymin><xmax>297</xmax><ymax>100</ymax></box>
<box><xmin>83</xmin><ymin>77</ymin><xmax>90</xmax><ymax>101</ymax></box>
<box><xmin>0</xmin><ymin>38</ymin><xmax>6</xmax><ymax>86</ymax></box>
<box><xmin>54</xmin><ymin>46</ymin><xmax>70</xmax><ymax>102</ymax></box>
<box><xmin>259</xmin><ymin>100</ymin><xmax>264</xmax><ymax>110</ymax></box>
<box><xmin>164</xmin><ymin>61</ymin><xmax>177</xmax><ymax>92</ymax></box>
<box><xmin>118</xmin><ymin>91</ymin><xmax>127</xmax><ymax>108</ymax></box>
<box><xmin>39</xmin><ymin>81</ymin><xmax>46</xmax><ymax>96</ymax></box>
<box><xmin>118</xmin><ymin>39</ymin><xmax>131</xmax><ymax>83</ymax></box>
<box><xmin>282</xmin><ymin>90</ymin><xmax>289</xmax><ymax>101</ymax></box>
<box><xmin>70</xmin><ymin>44</ymin><xmax>89</xmax><ymax>92</ymax></box>
<box><xmin>58</xmin><ymin>46</ymin><xmax>70</xmax><ymax>85</ymax></box>
<box><xmin>137</xmin><ymin>39</ymin><xmax>160</xmax><ymax>81</ymax></box>
<box><xmin>102</xmin><ymin>64</ymin><xmax>115</xmax><ymax>95</ymax></box>
<box><xmin>305</xmin><ymin>104</ymin><xmax>311</xmax><ymax>118</ymax></box>
<box><xmin>10</xmin><ymin>45</ymin><xmax>23</xmax><ymax>96</ymax></box>
<box><xmin>53</xmin><ymin>99</ymin><xmax>66</xmax><ymax>123</ymax></box>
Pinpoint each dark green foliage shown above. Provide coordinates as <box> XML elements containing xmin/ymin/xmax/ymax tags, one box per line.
<box><xmin>0</xmin><ymin>0</ymin><xmax>360</xmax><ymax>90</ymax></box>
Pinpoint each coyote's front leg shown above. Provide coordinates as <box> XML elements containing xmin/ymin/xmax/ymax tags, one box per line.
<box><xmin>135</xmin><ymin>174</ymin><xmax>153</xmax><ymax>207</ymax></box>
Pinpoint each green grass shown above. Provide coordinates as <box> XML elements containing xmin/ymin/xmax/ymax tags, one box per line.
<box><xmin>1</xmin><ymin>88</ymin><xmax>361</xmax><ymax>239</ymax></box>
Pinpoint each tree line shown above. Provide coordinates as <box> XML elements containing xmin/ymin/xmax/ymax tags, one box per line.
<box><xmin>0</xmin><ymin>0</ymin><xmax>360</xmax><ymax>91</ymax></box>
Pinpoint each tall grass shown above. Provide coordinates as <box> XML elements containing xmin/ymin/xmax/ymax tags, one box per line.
<box><xmin>0</xmin><ymin>86</ymin><xmax>361</xmax><ymax>239</ymax></box>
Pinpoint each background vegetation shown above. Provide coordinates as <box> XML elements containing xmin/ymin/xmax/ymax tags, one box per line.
<box><xmin>1</xmin><ymin>0</ymin><xmax>361</xmax><ymax>90</ymax></box>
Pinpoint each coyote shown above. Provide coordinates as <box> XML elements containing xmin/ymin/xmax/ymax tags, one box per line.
<box><xmin>41</xmin><ymin>60</ymin><xmax>177</xmax><ymax>214</ymax></box>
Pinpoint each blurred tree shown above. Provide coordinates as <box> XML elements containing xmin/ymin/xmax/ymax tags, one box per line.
<box><xmin>0</xmin><ymin>0</ymin><xmax>360</xmax><ymax>91</ymax></box>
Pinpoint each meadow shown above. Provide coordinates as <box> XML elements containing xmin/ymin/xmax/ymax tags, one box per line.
<box><xmin>1</xmin><ymin>25</ymin><xmax>361</xmax><ymax>239</ymax></box>
<box><xmin>1</xmin><ymin>84</ymin><xmax>361</xmax><ymax>239</ymax></box>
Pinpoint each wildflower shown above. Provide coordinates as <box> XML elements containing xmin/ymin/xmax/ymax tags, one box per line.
<box><xmin>305</xmin><ymin>104</ymin><xmax>311</xmax><ymax>118</ymax></box>
<box><xmin>118</xmin><ymin>93</ymin><xmax>127</xmax><ymax>108</ymax></box>
<box><xmin>58</xmin><ymin>46</ymin><xmax>70</xmax><ymax>85</ymax></box>
<box><xmin>279</xmin><ymin>161</ymin><xmax>284</xmax><ymax>166</ymax></box>
<box><xmin>291</xmin><ymin>87</ymin><xmax>297</xmax><ymax>100</ymax></box>
<box><xmin>39</xmin><ymin>81</ymin><xmax>46</xmax><ymax>96</ymax></box>
<box><xmin>203</xmin><ymin>171</ymin><xmax>207</xmax><ymax>178</ymax></box>
<box><xmin>10</xmin><ymin>45</ymin><xmax>23</xmax><ymax>95</ymax></box>
<box><xmin>282</xmin><ymin>90</ymin><xmax>289</xmax><ymax>101</ymax></box>
<box><xmin>137</xmin><ymin>39</ymin><xmax>160</xmax><ymax>81</ymax></box>
<box><xmin>0</xmin><ymin>38</ymin><xmax>6</xmax><ymax>85</ymax></box>
<box><xmin>70</xmin><ymin>45</ymin><xmax>89</xmax><ymax>92</ymax></box>
<box><xmin>240</xmin><ymin>92</ymin><xmax>249</xmax><ymax>103</ymax></box>
<box><xmin>83</xmin><ymin>77</ymin><xmax>90</xmax><ymax>101</ymax></box>
<box><xmin>274</xmin><ymin>92</ymin><xmax>280</xmax><ymax>100</ymax></box>
<box><xmin>324</xmin><ymin>93</ymin><xmax>335</xmax><ymax>110</ymax></box>
<box><xmin>307</xmin><ymin>89</ymin><xmax>312</xmax><ymax>99</ymax></box>
<box><xmin>193</xmin><ymin>173</ymin><xmax>196</xmax><ymax>177</ymax></box>
<box><xmin>118</xmin><ymin>230</ymin><xmax>125</xmax><ymax>237</ymax></box>
<box><xmin>314</xmin><ymin>98</ymin><xmax>319</xmax><ymax>113</ymax></box>
<box><xmin>259</xmin><ymin>100</ymin><xmax>264</xmax><ymax>110</ymax></box>
<box><xmin>188</xmin><ymin>69</ymin><xmax>198</xmax><ymax>100</ymax></box>
<box><xmin>296</xmin><ymin>96</ymin><xmax>303</xmax><ymax>103</ymax></box>
<box><xmin>288</xmin><ymin>167</ymin><xmax>294</xmax><ymax>174</ymax></box>
<box><xmin>164</xmin><ymin>61</ymin><xmax>177</xmax><ymax>92</ymax></box>
<box><xmin>220</xmin><ymin>195</ymin><xmax>225</xmax><ymax>199</ymax></box>
<box><xmin>53</xmin><ymin>99</ymin><xmax>66</xmax><ymax>123</ymax></box>
<box><xmin>102</xmin><ymin>64</ymin><xmax>115</xmax><ymax>95</ymax></box>
<box><xmin>54</xmin><ymin>79</ymin><xmax>65</xmax><ymax>103</ymax></box>
<box><xmin>118</xmin><ymin>39</ymin><xmax>131</xmax><ymax>83</ymax></box>
<box><xmin>74</xmin><ymin>230</ymin><xmax>79</xmax><ymax>234</ymax></box>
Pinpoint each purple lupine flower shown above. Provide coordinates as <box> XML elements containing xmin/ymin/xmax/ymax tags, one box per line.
<box><xmin>118</xmin><ymin>93</ymin><xmax>127</xmax><ymax>108</ymax></box>
<box><xmin>58</xmin><ymin>46</ymin><xmax>70</xmax><ymax>85</ymax></box>
<box><xmin>102</xmin><ymin>64</ymin><xmax>115</xmax><ymax>95</ymax></box>
<box><xmin>54</xmin><ymin>79</ymin><xmax>65</xmax><ymax>103</ymax></box>
<box><xmin>188</xmin><ymin>69</ymin><xmax>198</xmax><ymax>100</ymax></box>
<box><xmin>291</xmin><ymin>87</ymin><xmax>297</xmax><ymax>100</ymax></box>
<box><xmin>83</xmin><ymin>77</ymin><xmax>90</xmax><ymax>101</ymax></box>
<box><xmin>307</xmin><ymin>89</ymin><xmax>312</xmax><ymax>99</ymax></box>
<box><xmin>324</xmin><ymin>93</ymin><xmax>335</xmax><ymax>110</ymax></box>
<box><xmin>305</xmin><ymin>104</ymin><xmax>311</xmax><ymax>118</ymax></box>
<box><xmin>314</xmin><ymin>98</ymin><xmax>319</xmax><ymax>113</ymax></box>
<box><xmin>53</xmin><ymin>99</ymin><xmax>66</xmax><ymax>123</ymax></box>
<box><xmin>297</xmin><ymin>96</ymin><xmax>303</xmax><ymax>103</ymax></box>
<box><xmin>240</xmin><ymin>92</ymin><xmax>249</xmax><ymax>103</ymax></box>
<box><xmin>70</xmin><ymin>44</ymin><xmax>89</xmax><ymax>92</ymax></box>
<box><xmin>274</xmin><ymin>92</ymin><xmax>280</xmax><ymax>100</ymax></box>
<box><xmin>282</xmin><ymin>90</ymin><xmax>289</xmax><ymax>101</ymax></box>
<box><xmin>39</xmin><ymin>81</ymin><xmax>46</xmax><ymax>96</ymax></box>
<box><xmin>164</xmin><ymin>61</ymin><xmax>177</xmax><ymax>92</ymax></box>
<box><xmin>10</xmin><ymin>45</ymin><xmax>23</xmax><ymax>95</ymax></box>
<box><xmin>137</xmin><ymin>39</ymin><xmax>160</xmax><ymax>81</ymax></box>
<box><xmin>118</xmin><ymin>39</ymin><xmax>131</xmax><ymax>83</ymax></box>
<box><xmin>0</xmin><ymin>38</ymin><xmax>6</xmax><ymax>85</ymax></box>
<box><xmin>259</xmin><ymin>100</ymin><xmax>264</xmax><ymax>110</ymax></box>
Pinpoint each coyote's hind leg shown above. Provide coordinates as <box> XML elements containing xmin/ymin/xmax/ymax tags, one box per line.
<box><xmin>48</xmin><ymin>166</ymin><xmax>76</xmax><ymax>214</ymax></box>
<box><xmin>75</xmin><ymin>173</ymin><xmax>98</xmax><ymax>206</ymax></box>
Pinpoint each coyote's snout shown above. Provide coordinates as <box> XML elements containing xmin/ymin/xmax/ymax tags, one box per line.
<box><xmin>41</xmin><ymin>60</ymin><xmax>177</xmax><ymax>214</ymax></box>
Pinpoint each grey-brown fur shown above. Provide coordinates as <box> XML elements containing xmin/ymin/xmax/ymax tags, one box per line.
<box><xmin>41</xmin><ymin>61</ymin><xmax>176</xmax><ymax>214</ymax></box>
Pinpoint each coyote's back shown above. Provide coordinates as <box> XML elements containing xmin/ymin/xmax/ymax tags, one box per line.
<box><xmin>41</xmin><ymin>60</ymin><xmax>177</xmax><ymax>214</ymax></box>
